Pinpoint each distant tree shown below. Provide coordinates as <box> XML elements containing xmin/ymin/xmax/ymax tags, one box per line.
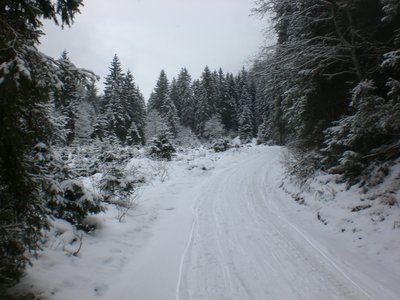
<box><xmin>224</xmin><ymin>73</ymin><xmax>239</xmax><ymax>132</ymax></box>
<box><xmin>192</xmin><ymin>67</ymin><xmax>220</xmax><ymax>138</ymax></box>
<box><xmin>93</xmin><ymin>55</ymin><xmax>128</xmax><ymax>143</ymax></box>
<box><xmin>148</xmin><ymin>70</ymin><xmax>179</xmax><ymax>137</ymax></box>
<box><xmin>239</xmin><ymin>103</ymin><xmax>255</xmax><ymax>143</ymax></box>
<box><xmin>74</xmin><ymin>83</ymin><xmax>98</xmax><ymax>143</ymax></box>
<box><xmin>174</xmin><ymin>68</ymin><xmax>194</xmax><ymax>127</ymax></box>
<box><xmin>169</xmin><ymin>77</ymin><xmax>180</xmax><ymax>116</ymax></box>
<box><xmin>148</xmin><ymin>69</ymin><xmax>169</xmax><ymax>112</ymax></box>
<box><xmin>122</xmin><ymin>70</ymin><xmax>146</xmax><ymax>145</ymax></box>
<box><xmin>145</xmin><ymin>110</ymin><xmax>169</xmax><ymax>140</ymax></box>
<box><xmin>200</xmin><ymin>66</ymin><xmax>218</xmax><ymax>117</ymax></box>
<box><xmin>53</xmin><ymin>50</ymin><xmax>82</xmax><ymax>145</ymax></box>
<box><xmin>203</xmin><ymin>115</ymin><xmax>225</xmax><ymax>141</ymax></box>
<box><xmin>193</xmin><ymin>80</ymin><xmax>210</xmax><ymax>137</ymax></box>
<box><xmin>215</xmin><ymin>69</ymin><xmax>235</xmax><ymax>132</ymax></box>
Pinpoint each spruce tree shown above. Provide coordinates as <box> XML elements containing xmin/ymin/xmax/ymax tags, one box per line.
<box><xmin>169</xmin><ymin>77</ymin><xmax>180</xmax><ymax>116</ymax></box>
<box><xmin>149</xmin><ymin>70</ymin><xmax>179</xmax><ymax>137</ymax></box>
<box><xmin>200</xmin><ymin>66</ymin><xmax>218</xmax><ymax>117</ymax></box>
<box><xmin>148</xmin><ymin>70</ymin><xmax>169</xmax><ymax>113</ymax></box>
<box><xmin>175</xmin><ymin>68</ymin><xmax>194</xmax><ymax>128</ymax></box>
<box><xmin>225</xmin><ymin>73</ymin><xmax>239</xmax><ymax>132</ymax></box>
<box><xmin>94</xmin><ymin>55</ymin><xmax>128</xmax><ymax>143</ymax></box>
<box><xmin>193</xmin><ymin>80</ymin><xmax>209</xmax><ymax>137</ymax></box>
<box><xmin>53</xmin><ymin>50</ymin><xmax>80</xmax><ymax>145</ymax></box>
<box><xmin>254</xmin><ymin>0</ymin><xmax>400</xmax><ymax>182</ymax></box>
<box><xmin>218</xmin><ymin>70</ymin><xmax>236</xmax><ymax>132</ymax></box>
<box><xmin>75</xmin><ymin>80</ymin><xmax>99</xmax><ymax>143</ymax></box>
<box><xmin>239</xmin><ymin>103</ymin><xmax>255</xmax><ymax>143</ymax></box>
<box><xmin>122</xmin><ymin>70</ymin><xmax>146</xmax><ymax>145</ymax></box>
<box><xmin>0</xmin><ymin>0</ymin><xmax>90</xmax><ymax>292</ymax></box>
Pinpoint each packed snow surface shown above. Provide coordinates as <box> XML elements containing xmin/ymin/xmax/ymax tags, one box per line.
<box><xmin>14</xmin><ymin>146</ymin><xmax>400</xmax><ymax>299</ymax></box>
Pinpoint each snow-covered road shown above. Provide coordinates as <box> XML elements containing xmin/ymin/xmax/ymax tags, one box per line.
<box><xmin>100</xmin><ymin>146</ymin><xmax>398</xmax><ymax>300</ymax></box>
<box><xmin>177</xmin><ymin>148</ymin><xmax>371</xmax><ymax>300</ymax></box>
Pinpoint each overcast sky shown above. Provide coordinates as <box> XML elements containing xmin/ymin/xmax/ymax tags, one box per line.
<box><xmin>39</xmin><ymin>0</ymin><xmax>269</xmax><ymax>98</ymax></box>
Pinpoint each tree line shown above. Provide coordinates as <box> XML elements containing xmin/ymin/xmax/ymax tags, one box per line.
<box><xmin>252</xmin><ymin>0</ymin><xmax>400</xmax><ymax>183</ymax></box>
<box><xmin>1</xmin><ymin>0</ymin><xmax>399</xmax><ymax>295</ymax></box>
<box><xmin>54</xmin><ymin>54</ymin><xmax>263</xmax><ymax>146</ymax></box>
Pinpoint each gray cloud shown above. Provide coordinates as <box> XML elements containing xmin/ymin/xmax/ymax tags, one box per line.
<box><xmin>39</xmin><ymin>0</ymin><xmax>266</xmax><ymax>98</ymax></box>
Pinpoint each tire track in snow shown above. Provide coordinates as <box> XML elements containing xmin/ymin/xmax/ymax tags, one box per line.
<box><xmin>175</xmin><ymin>190</ymin><xmax>202</xmax><ymax>300</ymax></box>
<box><xmin>178</xmin><ymin>149</ymin><xmax>372</xmax><ymax>299</ymax></box>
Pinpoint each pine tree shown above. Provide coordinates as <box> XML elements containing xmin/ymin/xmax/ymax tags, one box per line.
<box><xmin>122</xmin><ymin>70</ymin><xmax>146</xmax><ymax>145</ymax></box>
<box><xmin>225</xmin><ymin>73</ymin><xmax>239</xmax><ymax>132</ymax></box>
<box><xmin>239</xmin><ymin>103</ymin><xmax>255</xmax><ymax>143</ymax></box>
<box><xmin>253</xmin><ymin>0</ymin><xmax>400</xmax><ymax>183</ymax></box>
<box><xmin>135</xmin><ymin>91</ymin><xmax>147</xmax><ymax>144</ymax></box>
<box><xmin>53</xmin><ymin>50</ymin><xmax>81</xmax><ymax>145</ymax></box>
<box><xmin>0</xmin><ymin>0</ymin><xmax>91</xmax><ymax>292</ymax></box>
<box><xmin>145</xmin><ymin>110</ymin><xmax>168</xmax><ymax>139</ymax></box>
<box><xmin>200</xmin><ymin>66</ymin><xmax>218</xmax><ymax>117</ymax></box>
<box><xmin>148</xmin><ymin>70</ymin><xmax>179</xmax><ymax>137</ymax></box>
<box><xmin>94</xmin><ymin>55</ymin><xmax>128</xmax><ymax>143</ymax></box>
<box><xmin>192</xmin><ymin>67</ymin><xmax>220</xmax><ymax>138</ymax></box>
<box><xmin>175</xmin><ymin>68</ymin><xmax>194</xmax><ymax>128</ymax></box>
<box><xmin>215</xmin><ymin>69</ymin><xmax>231</xmax><ymax>131</ymax></box>
<box><xmin>193</xmin><ymin>80</ymin><xmax>209</xmax><ymax>137</ymax></box>
<box><xmin>169</xmin><ymin>77</ymin><xmax>180</xmax><ymax>116</ymax></box>
<box><xmin>75</xmin><ymin>81</ymin><xmax>99</xmax><ymax>143</ymax></box>
<box><xmin>148</xmin><ymin>70</ymin><xmax>169</xmax><ymax>112</ymax></box>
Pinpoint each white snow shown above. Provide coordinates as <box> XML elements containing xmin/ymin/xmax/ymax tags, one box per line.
<box><xmin>11</xmin><ymin>145</ymin><xmax>400</xmax><ymax>299</ymax></box>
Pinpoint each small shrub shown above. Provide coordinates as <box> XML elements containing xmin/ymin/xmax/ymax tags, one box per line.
<box><xmin>99</xmin><ymin>165</ymin><xmax>139</xmax><ymax>222</ymax></box>
<box><xmin>212</xmin><ymin>139</ymin><xmax>231</xmax><ymax>152</ymax></box>
<box><xmin>148</xmin><ymin>134</ymin><xmax>176</xmax><ymax>160</ymax></box>
<box><xmin>47</xmin><ymin>180</ymin><xmax>104</xmax><ymax>231</ymax></box>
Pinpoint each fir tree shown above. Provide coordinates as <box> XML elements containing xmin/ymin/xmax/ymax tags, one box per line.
<box><xmin>239</xmin><ymin>103</ymin><xmax>255</xmax><ymax>143</ymax></box>
<box><xmin>0</xmin><ymin>0</ymin><xmax>91</xmax><ymax>292</ymax></box>
<box><xmin>225</xmin><ymin>73</ymin><xmax>239</xmax><ymax>132</ymax></box>
<box><xmin>169</xmin><ymin>77</ymin><xmax>180</xmax><ymax>116</ymax></box>
<box><xmin>193</xmin><ymin>80</ymin><xmax>209</xmax><ymax>137</ymax></box>
<box><xmin>200</xmin><ymin>66</ymin><xmax>218</xmax><ymax>117</ymax></box>
<box><xmin>148</xmin><ymin>69</ymin><xmax>169</xmax><ymax>113</ymax></box>
<box><xmin>122</xmin><ymin>70</ymin><xmax>146</xmax><ymax>145</ymax></box>
<box><xmin>75</xmin><ymin>81</ymin><xmax>99</xmax><ymax>143</ymax></box>
<box><xmin>94</xmin><ymin>55</ymin><xmax>128</xmax><ymax>143</ymax></box>
<box><xmin>175</xmin><ymin>68</ymin><xmax>194</xmax><ymax>128</ymax></box>
<box><xmin>148</xmin><ymin>70</ymin><xmax>179</xmax><ymax>137</ymax></box>
<box><xmin>53</xmin><ymin>50</ymin><xmax>81</xmax><ymax>145</ymax></box>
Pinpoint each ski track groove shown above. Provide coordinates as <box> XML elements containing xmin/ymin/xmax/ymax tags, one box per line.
<box><xmin>176</xmin><ymin>150</ymin><xmax>376</xmax><ymax>300</ymax></box>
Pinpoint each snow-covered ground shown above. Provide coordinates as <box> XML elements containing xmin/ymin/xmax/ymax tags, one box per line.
<box><xmin>12</xmin><ymin>145</ymin><xmax>400</xmax><ymax>299</ymax></box>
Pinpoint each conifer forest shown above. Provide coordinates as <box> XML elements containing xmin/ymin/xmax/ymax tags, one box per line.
<box><xmin>1</xmin><ymin>1</ymin><xmax>400</xmax><ymax>299</ymax></box>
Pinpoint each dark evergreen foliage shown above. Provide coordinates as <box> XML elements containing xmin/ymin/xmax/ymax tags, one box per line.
<box><xmin>148</xmin><ymin>134</ymin><xmax>176</xmax><ymax>161</ymax></box>
<box><xmin>0</xmin><ymin>0</ymin><xmax>87</xmax><ymax>293</ymax></box>
<box><xmin>93</xmin><ymin>56</ymin><xmax>146</xmax><ymax>145</ymax></box>
<box><xmin>146</xmin><ymin>66</ymin><xmax>259</xmax><ymax>142</ymax></box>
<box><xmin>253</xmin><ymin>0</ymin><xmax>400</xmax><ymax>183</ymax></box>
<box><xmin>148</xmin><ymin>70</ymin><xmax>179</xmax><ymax>137</ymax></box>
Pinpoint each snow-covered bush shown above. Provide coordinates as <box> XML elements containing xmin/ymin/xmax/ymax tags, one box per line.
<box><xmin>212</xmin><ymin>139</ymin><xmax>231</xmax><ymax>152</ymax></box>
<box><xmin>203</xmin><ymin>115</ymin><xmax>225</xmax><ymax>141</ymax></box>
<box><xmin>47</xmin><ymin>180</ymin><xmax>104</xmax><ymax>231</ymax></box>
<box><xmin>283</xmin><ymin>147</ymin><xmax>322</xmax><ymax>189</ymax></box>
<box><xmin>147</xmin><ymin>134</ymin><xmax>176</xmax><ymax>161</ymax></box>
<box><xmin>174</xmin><ymin>126</ymin><xmax>201</xmax><ymax>147</ymax></box>
<box><xmin>33</xmin><ymin>143</ymin><xmax>104</xmax><ymax>231</ymax></box>
<box><xmin>99</xmin><ymin>162</ymin><xmax>140</xmax><ymax>221</ymax></box>
<box><xmin>322</xmin><ymin>79</ymin><xmax>400</xmax><ymax>184</ymax></box>
<box><xmin>100</xmin><ymin>167</ymin><xmax>129</xmax><ymax>202</ymax></box>
<box><xmin>257</xmin><ymin>119</ymin><xmax>271</xmax><ymax>144</ymax></box>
